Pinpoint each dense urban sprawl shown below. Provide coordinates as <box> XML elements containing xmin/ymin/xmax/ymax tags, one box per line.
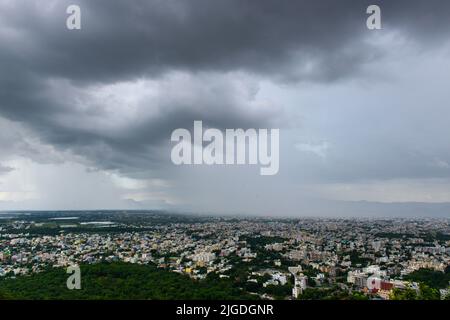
<box><xmin>1</xmin><ymin>212</ymin><xmax>449</xmax><ymax>300</ymax></box>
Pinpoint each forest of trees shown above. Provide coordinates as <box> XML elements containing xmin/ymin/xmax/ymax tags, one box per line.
<box><xmin>0</xmin><ymin>262</ymin><xmax>256</xmax><ymax>300</ymax></box>
<box><xmin>404</xmin><ymin>268</ymin><xmax>450</xmax><ymax>289</ymax></box>
<box><xmin>390</xmin><ymin>268</ymin><xmax>450</xmax><ymax>300</ymax></box>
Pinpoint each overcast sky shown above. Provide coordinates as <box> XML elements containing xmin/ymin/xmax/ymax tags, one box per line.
<box><xmin>1</xmin><ymin>0</ymin><xmax>450</xmax><ymax>216</ymax></box>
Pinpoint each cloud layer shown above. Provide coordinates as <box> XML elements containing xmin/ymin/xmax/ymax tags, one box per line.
<box><xmin>1</xmin><ymin>0</ymin><xmax>450</xmax><ymax>214</ymax></box>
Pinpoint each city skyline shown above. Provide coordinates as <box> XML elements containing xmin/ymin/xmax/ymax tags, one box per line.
<box><xmin>1</xmin><ymin>211</ymin><xmax>449</xmax><ymax>300</ymax></box>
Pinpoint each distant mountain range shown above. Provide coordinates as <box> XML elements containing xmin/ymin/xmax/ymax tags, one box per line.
<box><xmin>292</xmin><ymin>200</ymin><xmax>450</xmax><ymax>218</ymax></box>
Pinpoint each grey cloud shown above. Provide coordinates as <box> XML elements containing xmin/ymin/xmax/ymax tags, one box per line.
<box><xmin>1</xmin><ymin>0</ymin><xmax>450</xmax><ymax>83</ymax></box>
<box><xmin>0</xmin><ymin>165</ymin><xmax>13</xmax><ymax>174</ymax></box>
<box><xmin>1</xmin><ymin>0</ymin><xmax>450</xmax><ymax>211</ymax></box>
<box><xmin>0</xmin><ymin>71</ymin><xmax>280</xmax><ymax>176</ymax></box>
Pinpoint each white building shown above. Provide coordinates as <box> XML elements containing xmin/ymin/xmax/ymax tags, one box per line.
<box><xmin>292</xmin><ymin>275</ymin><xmax>308</xmax><ymax>298</ymax></box>
<box><xmin>367</xmin><ymin>276</ymin><xmax>382</xmax><ymax>291</ymax></box>
<box><xmin>192</xmin><ymin>252</ymin><xmax>216</xmax><ymax>263</ymax></box>
<box><xmin>272</xmin><ymin>272</ymin><xmax>287</xmax><ymax>285</ymax></box>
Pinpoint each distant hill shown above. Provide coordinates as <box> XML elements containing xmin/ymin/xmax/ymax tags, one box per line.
<box><xmin>316</xmin><ymin>200</ymin><xmax>450</xmax><ymax>218</ymax></box>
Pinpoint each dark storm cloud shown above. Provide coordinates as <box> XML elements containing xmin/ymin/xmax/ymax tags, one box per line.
<box><xmin>1</xmin><ymin>0</ymin><xmax>450</xmax><ymax>177</ymax></box>
<box><xmin>2</xmin><ymin>0</ymin><xmax>450</xmax><ymax>83</ymax></box>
